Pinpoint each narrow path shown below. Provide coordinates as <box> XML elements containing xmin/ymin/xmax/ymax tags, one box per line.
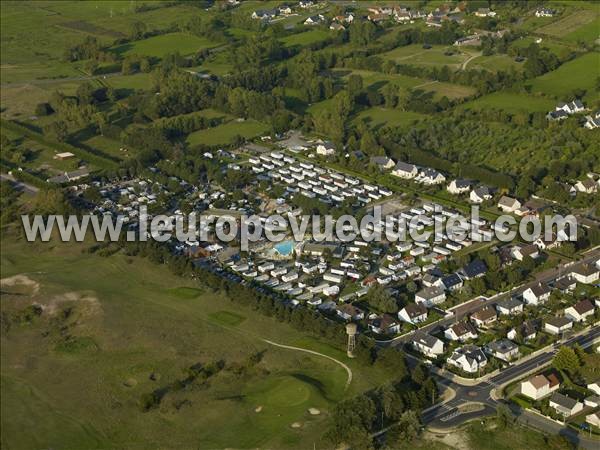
<box><xmin>413</xmin><ymin>80</ymin><xmax>439</xmax><ymax>89</ymax></box>
<box><xmin>461</xmin><ymin>52</ymin><xmax>482</xmax><ymax>70</ymax></box>
<box><xmin>263</xmin><ymin>339</ymin><xmax>353</xmax><ymax>389</ymax></box>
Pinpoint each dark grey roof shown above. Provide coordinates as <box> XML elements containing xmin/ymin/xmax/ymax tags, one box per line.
<box><xmin>442</xmin><ymin>273</ymin><xmax>462</xmax><ymax>289</ymax></box>
<box><xmin>497</xmin><ymin>297</ymin><xmax>522</xmax><ymax>310</ymax></box>
<box><xmin>463</xmin><ymin>259</ymin><xmax>487</xmax><ymax>278</ymax></box>
<box><xmin>412</xmin><ymin>333</ymin><xmax>440</xmax><ymax>349</ymax></box>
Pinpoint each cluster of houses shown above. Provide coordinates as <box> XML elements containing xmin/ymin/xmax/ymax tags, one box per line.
<box><xmin>547</xmin><ymin>99</ymin><xmax>586</xmax><ymax>121</ymax></box>
<box><xmin>406</xmin><ymin>260</ymin><xmax>599</xmax><ymax>374</ymax></box>
<box><xmin>248</xmin><ymin>149</ymin><xmax>394</xmax><ymax>207</ymax></box>
<box><xmin>520</xmin><ymin>373</ymin><xmax>599</xmax><ymax>427</ymax></box>
<box><xmin>251</xmin><ymin>1</ymin><xmax>319</xmax><ymax>23</ymax></box>
<box><xmin>583</xmin><ymin>111</ymin><xmax>600</xmax><ymax>130</ymax></box>
<box><xmin>373</xmin><ymin>158</ymin><xmax>447</xmax><ymax>185</ymax></box>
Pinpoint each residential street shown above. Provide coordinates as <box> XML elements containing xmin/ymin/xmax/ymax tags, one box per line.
<box><xmin>421</xmin><ymin>327</ymin><xmax>600</xmax><ymax>449</ymax></box>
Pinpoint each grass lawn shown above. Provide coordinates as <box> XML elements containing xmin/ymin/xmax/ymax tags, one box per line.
<box><xmin>382</xmin><ymin>44</ymin><xmax>473</xmax><ymax>69</ymax></box>
<box><xmin>353</xmin><ymin>107</ymin><xmax>425</xmax><ymax>129</ymax></box>
<box><xmin>106</xmin><ymin>73</ymin><xmax>154</xmax><ymax>91</ymax></box>
<box><xmin>80</xmin><ymin>135</ymin><xmax>129</xmax><ymax>160</ymax></box>
<box><xmin>528</xmin><ymin>52</ymin><xmax>600</xmax><ymax>101</ymax></box>
<box><xmin>419</xmin><ymin>81</ymin><xmax>477</xmax><ymax>100</ymax></box>
<box><xmin>460</xmin><ymin>91</ymin><xmax>556</xmax><ymax>114</ymax></box>
<box><xmin>111</xmin><ymin>32</ymin><xmax>217</xmax><ymax>58</ymax></box>
<box><xmin>0</xmin><ymin>237</ymin><xmax>387</xmax><ymax>449</ymax></box>
<box><xmin>467</xmin><ymin>54</ymin><xmax>526</xmax><ymax>73</ymax></box>
<box><xmin>280</xmin><ymin>29</ymin><xmax>330</xmax><ymax>48</ymax></box>
<box><xmin>186</xmin><ymin>119</ymin><xmax>270</xmax><ymax>146</ymax></box>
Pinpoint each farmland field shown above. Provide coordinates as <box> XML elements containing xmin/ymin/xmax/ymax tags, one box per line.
<box><xmin>382</xmin><ymin>44</ymin><xmax>474</xmax><ymax>69</ymax></box>
<box><xmin>280</xmin><ymin>29</ymin><xmax>330</xmax><ymax>48</ymax></box>
<box><xmin>354</xmin><ymin>107</ymin><xmax>425</xmax><ymax>129</ymax></box>
<box><xmin>528</xmin><ymin>52</ymin><xmax>600</xmax><ymax>101</ymax></box>
<box><xmin>186</xmin><ymin>119</ymin><xmax>270</xmax><ymax>146</ymax></box>
<box><xmin>0</xmin><ymin>238</ymin><xmax>390</xmax><ymax>449</ymax></box>
<box><xmin>111</xmin><ymin>33</ymin><xmax>218</xmax><ymax>58</ymax></box>
<box><xmin>459</xmin><ymin>92</ymin><xmax>556</xmax><ymax>114</ymax></box>
<box><xmin>536</xmin><ymin>9</ymin><xmax>599</xmax><ymax>42</ymax></box>
<box><xmin>419</xmin><ymin>81</ymin><xmax>477</xmax><ymax>100</ymax></box>
<box><xmin>467</xmin><ymin>54</ymin><xmax>526</xmax><ymax>73</ymax></box>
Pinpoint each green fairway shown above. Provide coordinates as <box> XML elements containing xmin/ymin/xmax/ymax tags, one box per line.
<box><xmin>186</xmin><ymin>119</ymin><xmax>270</xmax><ymax>146</ymax></box>
<box><xmin>0</xmin><ymin>237</ymin><xmax>381</xmax><ymax>449</ymax></box>
<box><xmin>111</xmin><ymin>32</ymin><xmax>217</xmax><ymax>58</ymax></box>
<box><xmin>528</xmin><ymin>52</ymin><xmax>600</xmax><ymax>101</ymax></box>
<box><xmin>419</xmin><ymin>81</ymin><xmax>477</xmax><ymax>100</ymax></box>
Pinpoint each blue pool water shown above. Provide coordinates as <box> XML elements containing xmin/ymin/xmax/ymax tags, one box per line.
<box><xmin>274</xmin><ymin>240</ymin><xmax>294</xmax><ymax>256</ymax></box>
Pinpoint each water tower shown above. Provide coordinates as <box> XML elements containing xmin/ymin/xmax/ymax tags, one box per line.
<box><xmin>346</xmin><ymin>323</ymin><xmax>357</xmax><ymax>358</ymax></box>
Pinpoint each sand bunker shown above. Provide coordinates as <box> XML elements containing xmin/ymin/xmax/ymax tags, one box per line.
<box><xmin>1</xmin><ymin>274</ymin><xmax>40</xmax><ymax>295</ymax></box>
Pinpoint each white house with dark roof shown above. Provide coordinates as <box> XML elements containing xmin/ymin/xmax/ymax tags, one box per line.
<box><xmin>571</xmin><ymin>264</ymin><xmax>599</xmax><ymax>284</ymax></box>
<box><xmin>392</xmin><ymin>161</ymin><xmax>418</xmax><ymax>179</ymax></box>
<box><xmin>544</xmin><ymin>316</ymin><xmax>573</xmax><ymax>335</ymax></box>
<box><xmin>411</xmin><ymin>333</ymin><xmax>444</xmax><ymax>358</ymax></box>
<box><xmin>574</xmin><ymin>178</ymin><xmax>598</xmax><ymax>194</ymax></box>
<box><xmin>470</xmin><ymin>306</ymin><xmax>497</xmax><ymax>328</ymax></box>
<box><xmin>445</xmin><ymin>322</ymin><xmax>478</xmax><ymax>342</ymax></box>
<box><xmin>497</xmin><ymin>195</ymin><xmax>522</xmax><ymax>213</ymax></box>
<box><xmin>447</xmin><ymin>179</ymin><xmax>472</xmax><ymax>194</ymax></box>
<box><xmin>415</xmin><ymin>286</ymin><xmax>446</xmax><ymax>307</ymax></box>
<box><xmin>447</xmin><ymin>345</ymin><xmax>487</xmax><ymax>373</ymax></box>
<box><xmin>485</xmin><ymin>339</ymin><xmax>520</xmax><ymax>362</ymax></box>
<box><xmin>564</xmin><ymin>299</ymin><xmax>595</xmax><ymax>322</ymax></box>
<box><xmin>549</xmin><ymin>393</ymin><xmax>584</xmax><ymax>418</ymax></box>
<box><xmin>398</xmin><ymin>303</ymin><xmax>428</xmax><ymax>324</ymax></box>
<box><xmin>370</xmin><ymin>156</ymin><xmax>395</xmax><ymax>170</ymax></box>
<box><xmin>470</xmin><ymin>186</ymin><xmax>493</xmax><ymax>203</ymax></box>
<box><xmin>316</xmin><ymin>141</ymin><xmax>335</xmax><ymax>156</ymax></box>
<box><xmin>523</xmin><ymin>283</ymin><xmax>551</xmax><ymax>305</ymax></box>
<box><xmin>496</xmin><ymin>298</ymin><xmax>523</xmax><ymax>316</ymax></box>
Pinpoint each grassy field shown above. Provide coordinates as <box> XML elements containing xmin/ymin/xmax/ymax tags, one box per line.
<box><xmin>105</xmin><ymin>73</ymin><xmax>154</xmax><ymax>91</ymax></box>
<box><xmin>111</xmin><ymin>33</ymin><xmax>218</xmax><ymax>58</ymax></box>
<box><xmin>0</xmin><ymin>237</ymin><xmax>392</xmax><ymax>449</ymax></box>
<box><xmin>536</xmin><ymin>8</ymin><xmax>599</xmax><ymax>42</ymax></box>
<box><xmin>467</xmin><ymin>54</ymin><xmax>526</xmax><ymax>73</ymax></box>
<box><xmin>528</xmin><ymin>52</ymin><xmax>600</xmax><ymax>101</ymax></box>
<box><xmin>420</xmin><ymin>81</ymin><xmax>477</xmax><ymax>100</ymax></box>
<box><xmin>280</xmin><ymin>30</ymin><xmax>330</xmax><ymax>48</ymax></box>
<box><xmin>354</xmin><ymin>107</ymin><xmax>425</xmax><ymax>129</ymax></box>
<box><xmin>460</xmin><ymin>91</ymin><xmax>557</xmax><ymax>114</ymax></box>
<box><xmin>186</xmin><ymin>119</ymin><xmax>270</xmax><ymax>146</ymax></box>
<box><xmin>382</xmin><ymin>44</ymin><xmax>474</xmax><ymax>70</ymax></box>
<box><xmin>1</xmin><ymin>2</ymin><xmax>202</xmax><ymax>84</ymax></box>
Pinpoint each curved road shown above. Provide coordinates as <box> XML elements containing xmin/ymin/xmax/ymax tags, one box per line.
<box><xmin>263</xmin><ymin>339</ymin><xmax>353</xmax><ymax>389</ymax></box>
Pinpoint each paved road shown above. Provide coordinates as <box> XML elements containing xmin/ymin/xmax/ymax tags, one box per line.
<box><xmin>421</xmin><ymin>327</ymin><xmax>600</xmax><ymax>448</ymax></box>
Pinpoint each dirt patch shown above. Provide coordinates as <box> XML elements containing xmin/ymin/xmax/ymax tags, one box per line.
<box><xmin>308</xmin><ymin>407</ymin><xmax>320</xmax><ymax>415</ymax></box>
<box><xmin>1</xmin><ymin>274</ymin><xmax>40</xmax><ymax>295</ymax></box>
<box><xmin>423</xmin><ymin>429</ymin><xmax>470</xmax><ymax>450</ymax></box>
<box><xmin>44</xmin><ymin>291</ymin><xmax>102</xmax><ymax>316</ymax></box>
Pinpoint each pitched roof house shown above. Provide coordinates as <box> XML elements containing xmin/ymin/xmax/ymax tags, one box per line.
<box><xmin>470</xmin><ymin>306</ymin><xmax>497</xmax><ymax>328</ymax></box>
<box><xmin>564</xmin><ymin>299</ymin><xmax>594</xmax><ymax>322</ymax></box>
<box><xmin>497</xmin><ymin>196</ymin><xmax>522</xmax><ymax>213</ymax></box>
<box><xmin>411</xmin><ymin>333</ymin><xmax>444</xmax><ymax>358</ymax></box>
<box><xmin>444</xmin><ymin>321</ymin><xmax>478</xmax><ymax>342</ymax></box>
<box><xmin>485</xmin><ymin>339</ymin><xmax>520</xmax><ymax>362</ymax></box>
<box><xmin>398</xmin><ymin>303</ymin><xmax>428</xmax><ymax>324</ymax></box>
<box><xmin>549</xmin><ymin>392</ymin><xmax>584</xmax><ymax>417</ymax></box>
<box><xmin>447</xmin><ymin>345</ymin><xmax>487</xmax><ymax>374</ymax></box>
<box><xmin>368</xmin><ymin>314</ymin><xmax>400</xmax><ymax>335</ymax></box>
<box><xmin>415</xmin><ymin>286</ymin><xmax>446</xmax><ymax>307</ymax></box>
<box><xmin>544</xmin><ymin>316</ymin><xmax>573</xmax><ymax>335</ymax></box>
<box><xmin>570</xmin><ymin>264</ymin><xmax>599</xmax><ymax>284</ymax></box>
<box><xmin>496</xmin><ymin>297</ymin><xmax>524</xmax><ymax>316</ymax></box>
<box><xmin>392</xmin><ymin>161</ymin><xmax>418</xmax><ymax>179</ymax></box>
<box><xmin>447</xmin><ymin>179</ymin><xmax>472</xmax><ymax>194</ymax></box>
<box><xmin>370</xmin><ymin>156</ymin><xmax>395</xmax><ymax>170</ymax></box>
<box><xmin>523</xmin><ymin>283</ymin><xmax>551</xmax><ymax>305</ymax></box>
<box><xmin>520</xmin><ymin>374</ymin><xmax>560</xmax><ymax>400</ymax></box>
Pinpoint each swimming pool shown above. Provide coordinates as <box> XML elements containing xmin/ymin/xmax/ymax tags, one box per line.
<box><xmin>274</xmin><ymin>240</ymin><xmax>294</xmax><ymax>256</ymax></box>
